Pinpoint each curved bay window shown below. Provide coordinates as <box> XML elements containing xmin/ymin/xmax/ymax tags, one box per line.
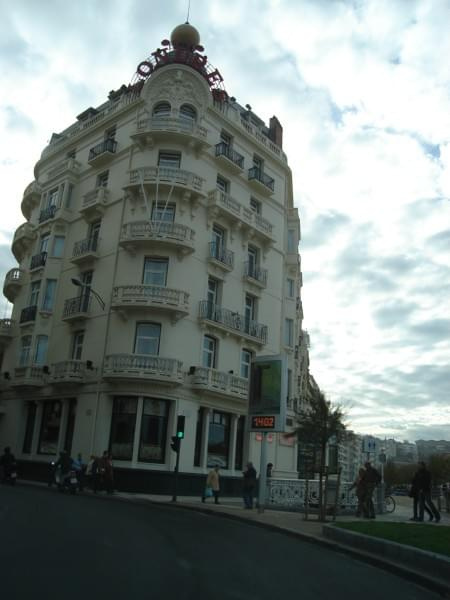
<box><xmin>207</xmin><ymin>410</ymin><xmax>230</xmax><ymax>469</ymax></box>
<box><xmin>109</xmin><ymin>397</ymin><xmax>137</xmax><ymax>460</ymax></box>
<box><xmin>179</xmin><ymin>104</ymin><xmax>197</xmax><ymax>123</ymax></box>
<box><xmin>138</xmin><ymin>398</ymin><xmax>169</xmax><ymax>463</ymax></box>
<box><xmin>152</xmin><ymin>102</ymin><xmax>171</xmax><ymax>118</ymax></box>
<box><xmin>38</xmin><ymin>400</ymin><xmax>62</xmax><ymax>455</ymax></box>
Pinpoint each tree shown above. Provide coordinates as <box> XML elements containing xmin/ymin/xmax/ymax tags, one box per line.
<box><xmin>290</xmin><ymin>386</ymin><xmax>348</xmax><ymax>521</ymax></box>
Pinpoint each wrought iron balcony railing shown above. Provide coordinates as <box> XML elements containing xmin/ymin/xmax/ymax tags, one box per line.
<box><xmin>30</xmin><ymin>251</ymin><xmax>47</xmax><ymax>270</ymax></box>
<box><xmin>63</xmin><ymin>295</ymin><xmax>91</xmax><ymax>319</ymax></box>
<box><xmin>38</xmin><ymin>204</ymin><xmax>57</xmax><ymax>223</ymax></box>
<box><xmin>215</xmin><ymin>142</ymin><xmax>244</xmax><ymax>168</ymax></box>
<box><xmin>248</xmin><ymin>166</ymin><xmax>275</xmax><ymax>192</ymax></box>
<box><xmin>72</xmin><ymin>236</ymin><xmax>98</xmax><ymax>258</ymax></box>
<box><xmin>244</xmin><ymin>261</ymin><xmax>268</xmax><ymax>286</ymax></box>
<box><xmin>208</xmin><ymin>242</ymin><xmax>234</xmax><ymax>268</ymax></box>
<box><xmin>20</xmin><ymin>305</ymin><xmax>37</xmax><ymax>324</ymax></box>
<box><xmin>198</xmin><ymin>301</ymin><xmax>267</xmax><ymax>344</ymax></box>
<box><xmin>88</xmin><ymin>138</ymin><xmax>117</xmax><ymax>161</ymax></box>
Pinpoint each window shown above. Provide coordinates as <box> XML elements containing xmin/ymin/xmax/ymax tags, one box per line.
<box><xmin>109</xmin><ymin>396</ymin><xmax>138</xmax><ymax>460</ymax></box>
<box><xmin>244</xmin><ymin>294</ymin><xmax>257</xmax><ymax>332</ymax></box>
<box><xmin>52</xmin><ymin>236</ymin><xmax>65</xmax><ymax>258</ymax></box>
<box><xmin>193</xmin><ymin>407</ymin><xmax>204</xmax><ymax>467</ymax></box>
<box><xmin>96</xmin><ymin>171</ymin><xmax>109</xmax><ymax>188</ymax></box>
<box><xmin>143</xmin><ymin>258</ymin><xmax>168</xmax><ymax>286</ymax></box>
<box><xmin>34</xmin><ymin>335</ymin><xmax>48</xmax><ymax>365</ymax></box>
<box><xmin>287</xmin><ymin>229</ymin><xmax>296</xmax><ymax>253</ymax></box>
<box><xmin>152</xmin><ymin>102</ymin><xmax>171</xmax><ymax>117</ymax></box>
<box><xmin>22</xmin><ymin>402</ymin><xmax>37</xmax><ymax>454</ymax></box>
<box><xmin>247</xmin><ymin>246</ymin><xmax>258</xmax><ymax>278</ymax></box>
<box><xmin>105</xmin><ymin>125</ymin><xmax>116</xmax><ymax>140</ymax></box>
<box><xmin>89</xmin><ymin>221</ymin><xmax>101</xmax><ymax>250</ymax></box>
<box><xmin>71</xmin><ymin>331</ymin><xmax>84</xmax><ymax>360</ymax></box>
<box><xmin>211</xmin><ymin>225</ymin><xmax>225</xmax><ymax>259</ymax></box>
<box><xmin>250</xmin><ymin>197</ymin><xmax>261</xmax><ymax>215</ymax></box>
<box><xmin>240</xmin><ymin>349</ymin><xmax>252</xmax><ymax>379</ymax></box>
<box><xmin>158</xmin><ymin>152</ymin><xmax>181</xmax><ymax>169</ymax></box>
<box><xmin>207</xmin><ymin>410</ymin><xmax>230</xmax><ymax>468</ymax></box>
<box><xmin>152</xmin><ymin>203</ymin><xmax>175</xmax><ymax>222</ymax></box>
<box><xmin>134</xmin><ymin>323</ymin><xmax>161</xmax><ymax>355</ymax></box>
<box><xmin>220</xmin><ymin>131</ymin><xmax>232</xmax><ymax>148</ymax></box>
<box><xmin>202</xmin><ymin>335</ymin><xmax>217</xmax><ymax>369</ymax></box>
<box><xmin>66</xmin><ymin>183</ymin><xmax>74</xmax><ymax>208</ymax></box>
<box><xmin>29</xmin><ymin>280</ymin><xmax>41</xmax><ymax>307</ymax></box>
<box><xmin>235</xmin><ymin>416</ymin><xmax>246</xmax><ymax>471</ymax></box>
<box><xmin>216</xmin><ymin>175</ymin><xmax>229</xmax><ymax>194</ymax></box>
<box><xmin>179</xmin><ymin>104</ymin><xmax>197</xmax><ymax>122</ymax></box>
<box><xmin>285</xmin><ymin>318</ymin><xmax>294</xmax><ymax>347</ymax></box>
<box><xmin>207</xmin><ymin>277</ymin><xmax>219</xmax><ymax>310</ymax></box>
<box><xmin>138</xmin><ymin>398</ymin><xmax>169</xmax><ymax>463</ymax></box>
<box><xmin>19</xmin><ymin>335</ymin><xmax>32</xmax><ymax>367</ymax></box>
<box><xmin>253</xmin><ymin>155</ymin><xmax>263</xmax><ymax>172</ymax></box>
<box><xmin>39</xmin><ymin>234</ymin><xmax>50</xmax><ymax>254</ymax></box>
<box><xmin>46</xmin><ymin>187</ymin><xmax>59</xmax><ymax>208</ymax></box>
<box><xmin>287</xmin><ymin>278</ymin><xmax>295</xmax><ymax>298</ymax></box>
<box><xmin>42</xmin><ymin>279</ymin><xmax>56</xmax><ymax>312</ymax></box>
<box><xmin>38</xmin><ymin>400</ymin><xmax>62</xmax><ymax>455</ymax></box>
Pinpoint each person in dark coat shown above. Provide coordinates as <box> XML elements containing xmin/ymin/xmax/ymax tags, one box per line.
<box><xmin>362</xmin><ymin>462</ymin><xmax>381</xmax><ymax>519</ymax></box>
<box><xmin>349</xmin><ymin>467</ymin><xmax>367</xmax><ymax>517</ymax></box>
<box><xmin>415</xmin><ymin>462</ymin><xmax>440</xmax><ymax>523</ymax></box>
<box><xmin>242</xmin><ymin>462</ymin><xmax>257</xmax><ymax>509</ymax></box>
<box><xmin>409</xmin><ymin>470</ymin><xmax>432</xmax><ymax>521</ymax></box>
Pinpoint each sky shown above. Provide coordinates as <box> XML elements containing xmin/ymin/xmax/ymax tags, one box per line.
<box><xmin>0</xmin><ymin>0</ymin><xmax>449</xmax><ymax>443</ymax></box>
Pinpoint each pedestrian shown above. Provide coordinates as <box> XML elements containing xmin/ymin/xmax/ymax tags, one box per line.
<box><xmin>349</xmin><ymin>467</ymin><xmax>367</xmax><ymax>517</ymax></box>
<box><xmin>242</xmin><ymin>462</ymin><xmax>257</xmax><ymax>509</ymax></box>
<box><xmin>0</xmin><ymin>446</ymin><xmax>17</xmax><ymax>483</ymax></box>
<box><xmin>415</xmin><ymin>462</ymin><xmax>440</xmax><ymax>523</ymax></box>
<box><xmin>362</xmin><ymin>462</ymin><xmax>381</xmax><ymax>519</ymax></box>
<box><xmin>101</xmin><ymin>451</ymin><xmax>114</xmax><ymax>494</ymax></box>
<box><xmin>72</xmin><ymin>452</ymin><xmax>86</xmax><ymax>491</ymax></box>
<box><xmin>202</xmin><ymin>465</ymin><xmax>220</xmax><ymax>504</ymax></box>
<box><xmin>409</xmin><ymin>470</ymin><xmax>432</xmax><ymax>521</ymax></box>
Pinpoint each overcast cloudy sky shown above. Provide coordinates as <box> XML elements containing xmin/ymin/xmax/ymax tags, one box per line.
<box><xmin>1</xmin><ymin>0</ymin><xmax>449</xmax><ymax>442</ymax></box>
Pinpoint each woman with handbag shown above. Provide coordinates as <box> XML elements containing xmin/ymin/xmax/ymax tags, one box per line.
<box><xmin>202</xmin><ymin>465</ymin><xmax>220</xmax><ymax>504</ymax></box>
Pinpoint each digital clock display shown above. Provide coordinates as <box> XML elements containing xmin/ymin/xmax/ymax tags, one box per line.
<box><xmin>251</xmin><ymin>416</ymin><xmax>276</xmax><ymax>429</ymax></box>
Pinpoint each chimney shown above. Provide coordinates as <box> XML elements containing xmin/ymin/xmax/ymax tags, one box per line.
<box><xmin>269</xmin><ymin>116</ymin><xmax>283</xmax><ymax>148</ymax></box>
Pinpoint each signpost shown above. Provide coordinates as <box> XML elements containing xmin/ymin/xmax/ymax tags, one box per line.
<box><xmin>248</xmin><ymin>355</ymin><xmax>287</xmax><ymax>513</ymax></box>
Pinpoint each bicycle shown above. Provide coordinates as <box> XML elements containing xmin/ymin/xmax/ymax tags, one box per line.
<box><xmin>384</xmin><ymin>494</ymin><xmax>396</xmax><ymax>513</ymax></box>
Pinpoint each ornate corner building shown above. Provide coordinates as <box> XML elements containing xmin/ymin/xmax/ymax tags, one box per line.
<box><xmin>0</xmin><ymin>24</ymin><xmax>306</xmax><ymax>492</ymax></box>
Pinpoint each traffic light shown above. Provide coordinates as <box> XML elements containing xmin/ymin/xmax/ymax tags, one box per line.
<box><xmin>170</xmin><ymin>436</ymin><xmax>180</xmax><ymax>453</ymax></box>
<box><xmin>176</xmin><ymin>415</ymin><xmax>185</xmax><ymax>439</ymax></box>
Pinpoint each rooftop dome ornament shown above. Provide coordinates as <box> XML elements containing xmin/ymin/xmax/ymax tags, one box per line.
<box><xmin>131</xmin><ymin>23</ymin><xmax>228</xmax><ymax>102</ymax></box>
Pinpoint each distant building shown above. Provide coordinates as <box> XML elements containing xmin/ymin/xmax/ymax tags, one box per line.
<box><xmin>416</xmin><ymin>440</ymin><xmax>450</xmax><ymax>461</ymax></box>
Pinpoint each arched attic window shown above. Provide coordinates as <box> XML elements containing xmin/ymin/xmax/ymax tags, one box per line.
<box><xmin>152</xmin><ymin>102</ymin><xmax>171</xmax><ymax>118</ymax></box>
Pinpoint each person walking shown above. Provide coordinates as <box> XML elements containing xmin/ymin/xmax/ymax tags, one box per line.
<box><xmin>416</xmin><ymin>462</ymin><xmax>440</xmax><ymax>523</ymax></box>
<box><xmin>362</xmin><ymin>462</ymin><xmax>381</xmax><ymax>519</ymax></box>
<box><xmin>72</xmin><ymin>453</ymin><xmax>86</xmax><ymax>491</ymax></box>
<box><xmin>99</xmin><ymin>451</ymin><xmax>114</xmax><ymax>494</ymax></box>
<box><xmin>242</xmin><ymin>462</ymin><xmax>257</xmax><ymax>509</ymax></box>
<box><xmin>409</xmin><ymin>469</ymin><xmax>432</xmax><ymax>521</ymax></box>
<box><xmin>349</xmin><ymin>467</ymin><xmax>367</xmax><ymax>517</ymax></box>
<box><xmin>202</xmin><ymin>465</ymin><xmax>220</xmax><ymax>504</ymax></box>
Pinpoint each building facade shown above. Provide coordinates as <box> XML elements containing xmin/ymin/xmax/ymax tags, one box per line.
<box><xmin>0</xmin><ymin>24</ymin><xmax>305</xmax><ymax>492</ymax></box>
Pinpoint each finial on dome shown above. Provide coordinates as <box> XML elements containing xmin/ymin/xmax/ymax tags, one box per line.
<box><xmin>170</xmin><ymin>23</ymin><xmax>200</xmax><ymax>50</ymax></box>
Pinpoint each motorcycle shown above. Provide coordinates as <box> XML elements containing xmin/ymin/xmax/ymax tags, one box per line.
<box><xmin>55</xmin><ymin>467</ymin><xmax>77</xmax><ymax>494</ymax></box>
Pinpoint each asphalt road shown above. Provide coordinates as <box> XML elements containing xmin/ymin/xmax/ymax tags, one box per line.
<box><xmin>0</xmin><ymin>485</ymin><xmax>441</xmax><ymax>600</ymax></box>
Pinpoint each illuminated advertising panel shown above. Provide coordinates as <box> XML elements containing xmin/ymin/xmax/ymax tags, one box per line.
<box><xmin>248</xmin><ymin>355</ymin><xmax>287</xmax><ymax>432</ymax></box>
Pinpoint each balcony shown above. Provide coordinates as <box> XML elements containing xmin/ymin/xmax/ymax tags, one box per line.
<box><xmin>12</xmin><ymin>223</ymin><xmax>37</xmax><ymax>262</ymax></box>
<box><xmin>190</xmin><ymin>366</ymin><xmax>248</xmax><ymax>401</ymax></box>
<box><xmin>131</xmin><ymin>116</ymin><xmax>209</xmax><ymax>152</ymax></box>
<box><xmin>119</xmin><ymin>221</ymin><xmax>195</xmax><ymax>258</ymax></box>
<box><xmin>62</xmin><ymin>295</ymin><xmax>90</xmax><ymax>323</ymax></box>
<box><xmin>88</xmin><ymin>138</ymin><xmax>117</xmax><ymax>167</ymax></box>
<box><xmin>248</xmin><ymin>166</ymin><xmax>275</xmax><ymax>195</ymax></box>
<box><xmin>243</xmin><ymin>262</ymin><xmax>268</xmax><ymax>288</ymax></box>
<box><xmin>0</xmin><ymin>319</ymin><xmax>15</xmax><ymax>347</ymax></box>
<box><xmin>38</xmin><ymin>204</ymin><xmax>58</xmax><ymax>224</ymax></box>
<box><xmin>103</xmin><ymin>354</ymin><xmax>184</xmax><ymax>385</ymax></box>
<box><xmin>125</xmin><ymin>167</ymin><xmax>205</xmax><ymax>201</ymax></box>
<box><xmin>207</xmin><ymin>190</ymin><xmax>274</xmax><ymax>245</ymax></box>
<box><xmin>30</xmin><ymin>251</ymin><xmax>47</xmax><ymax>271</ymax></box>
<box><xmin>112</xmin><ymin>285</ymin><xmax>189</xmax><ymax>322</ymax></box>
<box><xmin>50</xmin><ymin>360</ymin><xmax>88</xmax><ymax>384</ymax></box>
<box><xmin>3</xmin><ymin>268</ymin><xmax>24</xmax><ymax>302</ymax></box>
<box><xmin>21</xmin><ymin>181</ymin><xmax>42</xmax><ymax>220</ymax></box>
<box><xmin>198</xmin><ymin>301</ymin><xmax>267</xmax><ymax>346</ymax></box>
<box><xmin>12</xmin><ymin>365</ymin><xmax>46</xmax><ymax>388</ymax></box>
<box><xmin>208</xmin><ymin>242</ymin><xmax>234</xmax><ymax>272</ymax></box>
<box><xmin>46</xmin><ymin>158</ymin><xmax>81</xmax><ymax>182</ymax></box>
<box><xmin>214</xmin><ymin>142</ymin><xmax>244</xmax><ymax>173</ymax></box>
<box><xmin>20</xmin><ymin>305</ymin><xmax>37</xmax><ymax>325</ymax></box>
<box><xmin>80</xmin><ymin>186</ymin><xmax>110</xmax><ymax>222</ymax></box>
<box><xmin>71</xmin><ymin>236</ymin><xmax>99</xmax><ymax>264</ymax></box>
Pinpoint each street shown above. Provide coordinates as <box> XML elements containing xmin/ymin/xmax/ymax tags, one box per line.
<box><xmin>0</xmin><ymin>485</ymin><xmax>441</xmax><ymax>599</ymax></box>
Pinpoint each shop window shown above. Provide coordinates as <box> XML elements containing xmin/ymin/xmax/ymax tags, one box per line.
<box><xmin>207</xmin><ymin>410</ymin><xmax>230</xmax><ymax>469</ymax></box>
<box><xmin>138</xmin><ymin>398</ymin><xmax>169</xmax><ymax>463</ymax></box>
<box><xmin>109</xmin><ymin>397</ymin><xmax>138</xmax><ymax>460</ymax></box>
<box><xmin>38</xmin><ymin>400</ymin><xmax>62</xmax><ymax>455</ymax></box>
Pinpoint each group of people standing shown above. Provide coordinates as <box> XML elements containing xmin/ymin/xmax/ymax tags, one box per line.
<box><xmin>349</xmin><ymin>461</ymin><xmax>382</xmax><ymax>518</ymax></box>
<box><xmin>53</xmin><ymin>450</ymin><xmax>114</xmax><ymax>494</ymax></box>
<box><xmin>202</xmin><ymin>462</ymin><xmax>258</xmax><ymax>509</ymax></box>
